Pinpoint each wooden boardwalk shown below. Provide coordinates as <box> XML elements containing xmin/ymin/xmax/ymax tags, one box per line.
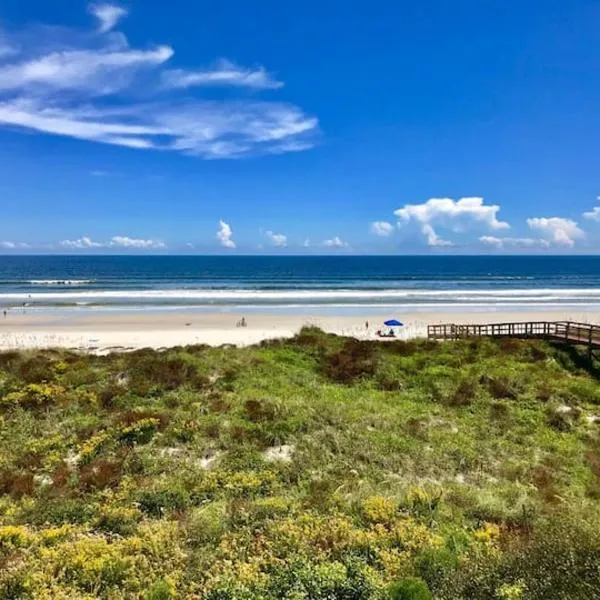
<box><xmin>427</xmin><ymin>321</ymin><xmax>600</xmax><ymax>358</ymax></box>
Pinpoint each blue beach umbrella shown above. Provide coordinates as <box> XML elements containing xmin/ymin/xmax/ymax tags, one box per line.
<box><xmin>384</xmin><ymin>319</ymin><xmax>404</xmax><ymax>327</ymax></box>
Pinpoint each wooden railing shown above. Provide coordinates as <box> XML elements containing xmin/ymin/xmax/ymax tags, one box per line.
<box><xmin>427</xmin><ymin>320</ymin><xmax>600</xmax><ymax>350</ymax></box>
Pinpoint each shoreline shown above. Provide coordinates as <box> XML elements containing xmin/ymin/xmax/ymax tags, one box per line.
<box><xmin>2</xmin><ymin>308</ymin><xmax>600</xmax><ymax>352</ymax></box>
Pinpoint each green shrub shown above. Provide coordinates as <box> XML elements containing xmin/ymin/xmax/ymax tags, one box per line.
<box><xmin>138</xmin><ymin>487</ymin><xmax>189</xmax><ymax>518</ymax></box>
<box><xmin>118</xmin><ymin>418</ymin><xmax>160</xmax><ymax>445</ymax></box>
<box><xmin>389</xmin><ymin>577</ymin><xmax>432</xmax><ymax>600</ymax></box>
<box><xmin>145</xmin><ymin>579</ymin><xmax>176</xmax><ymax>600</ymax></box>
<box><xmin>323</xmin><ymin>339</ymin><xmax>379</xmax><ymax>383</ymax></box>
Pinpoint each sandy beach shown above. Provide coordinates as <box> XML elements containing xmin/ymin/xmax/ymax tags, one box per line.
<box><xmin>1</xmin><ymin>309</ymin><xmax>600</xmax><ymax>353</ymax></box>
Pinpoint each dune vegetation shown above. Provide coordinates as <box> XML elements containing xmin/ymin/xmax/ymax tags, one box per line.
<box><xmin>1</xmin><ymin>327</ymin><xmax>600</xmax><ymax>599</ymax></box>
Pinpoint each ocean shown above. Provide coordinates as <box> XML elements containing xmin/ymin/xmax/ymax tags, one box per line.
<box><xmin>0</xmin><ymin>255</ymin><xmax>599</xmax><ymax>314</ymax></box>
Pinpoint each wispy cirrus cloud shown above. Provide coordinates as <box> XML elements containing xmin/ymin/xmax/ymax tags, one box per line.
<box><xmin>0</xmin><ymin>4</ymin><xmax>318</xmax><ymax>159</ymax></box>
<box><xmin>89</xmin><ymin>3</ymin><xmax>128</xmax><ymax>34</ymax></box>
<box><xmin>162</xmin><ymin>59</ymin><xmax>283</xmax><ymax>90</ymax></box>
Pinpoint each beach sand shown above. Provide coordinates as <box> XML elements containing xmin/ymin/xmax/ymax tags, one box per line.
<box><xmin>1</xmin><ymin>309</ymin><xmax>600</xmax><ymax>353</ymax></box>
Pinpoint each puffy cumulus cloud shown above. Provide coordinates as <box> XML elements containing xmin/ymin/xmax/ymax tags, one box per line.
<box><xmin>394</xmin><ymin>197</ymin><xmax>509</xmax><ymax>247</ymax></box>
<box><xmin>109</xmin><ymin>236</ymin><xmax>165</xmax><ymax>249</ymax></box>
<box><xmin>583</xmin><ymin>204</ymin><xmax>600</xmax><ymax>222</ymax></box>
<box><xmin>479</xmin><ymin>236</ymin><xmax>550</xmax><ymax>249</ymax></box>
<box><xmin>60</xmin><ymin>236</ymin><xmax>104</xmax><ymax>249</ymax></box>
<box><xmin>323</xmin><ymin>236</ymin><xmax>348</xmax><ymax>248</ymax></box>
<box><xmin>526</xmin><ymin>217</ymin><xmax>584</xmax><ymax>248</ymax></box>
<box><xmin>421</xmin><ymin>224</ymin><xmax>452</xmax><ymax>247</ymax></box>
<box><xmin>265</xmin><ymin>230</ymin><xmax>287</xmax><ymax>247</ymax></box>
<box><xmin>370</xmin><ymin>221</ymin><xmax>394</xmax><ymax>237</ymax></box>
<box><xmin>0</xmin><ymin>4</ymin><xmax>318</xmax><ymax>159</ymax></box>
<box><xmin>59</xmin><ymin>235</ymin><xmax>165</xmax><ymax>249</ymax></box>
<box><xmin>217</xmin><ymin>220</ymin><xmax>236</xmax><ymax>249</ymax></box>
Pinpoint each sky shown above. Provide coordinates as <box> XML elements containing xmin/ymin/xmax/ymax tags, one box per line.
<box><xmin>0</xmin><ymin>0</ymin><xmax>599</xmax><ymax>254</ymax></box>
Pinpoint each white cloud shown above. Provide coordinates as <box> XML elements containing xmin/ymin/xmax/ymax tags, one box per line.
<box><xmin>265</xmin><ymin>230</ymin><xmax>287</xmax><ymax>247</ymax></box>
<box><xmin>163</xmin><ymin>59</ymin><xmax>283</xmax><ymax>90</ymax></box>
<box><xmin>60</xmin><ymin>236</ymin><xmax>103</xmax><ymax>249</ymax></box>
<box><xmin>370</xmin><ymin>221</ymin><xmax>394</xmax><ymax>237</ymax></box>
<box><xmin>0</xmin><ymin>46</ymin><xmax>174</xmax><ymax>94</ymax></box>
<box><xmin>479</xmin><ymin>235</ymin><xmax>550</xmax><ymax>249</ymax></box>
<box><xmin>0</xmin><ymin>6</ymin><xmax>318</xmax><ymax>159</ymax></box>
<box><xmin>89</xmin><ymin>3</ymin><xmax>128</xmax><ymax>33</ymax></box>
<box><xmin>421</xmin><ymin>224</ymin><xmax>453</xmax><ymax>247</ymax></box>
<box><xmin>303</xmin><ymin>239</ymin><xmax>310</xmax><ymax>248</ymax></box>
<box><xmin>394</xmin><ymin>197</ymin><xmax>509</xmax><ymax>246</ymax></box>
<box><xmin>526</xmin><ymin>217</ymin><xmax>584</xmax><ymax>247</ymax></box>
<box><xmin>217</xmin><ymin>220</ymin><xmax>236</xmax><ymax>249</ymax></box>
<box><xmin>110</xmin><ymin>236</ymin><xmax>165</xmax><ymax>249</ymax></box>
<box><xmin>583</xmin><ymin>203</ymin><xmax>600</xmax><ymax>222</ymax></box>
<box><xmin>59</xmin><ymin>235</ymin><xmax>165</xmax><ymax>249</ymax></box>
<box><xmin>323</xmin><ymin>236</ymin><xmax>348</xmax><ymax>248</ymax></box>
<box><xmin>0</xmin><ymin>241</ymin><xmax>30</xmax><ymax>249</ymax></box>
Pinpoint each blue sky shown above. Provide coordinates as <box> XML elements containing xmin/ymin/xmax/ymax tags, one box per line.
<box><xmin>0</xmin><ymin>0</ymin><xmax>599</xmax><ymax>253</ymax></box>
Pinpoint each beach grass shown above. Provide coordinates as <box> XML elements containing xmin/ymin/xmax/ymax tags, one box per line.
<box><xmin>0</xmin><ymin>328</ymin><xmax>599</xmax><ymax>598</ymax></box>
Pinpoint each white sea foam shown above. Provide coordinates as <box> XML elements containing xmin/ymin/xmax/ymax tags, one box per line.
<box><xmin>1</xmin><ymin>288</ymin><xmax>599</xmax><ymax>302</ymax></box>
<box><xmin>28</xmin><ymin>280</ymin><xmax>95</xmax><ymax>286</ymax></box>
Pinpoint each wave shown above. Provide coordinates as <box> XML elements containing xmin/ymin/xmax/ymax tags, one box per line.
<box><xmin>1</xmin><ymin>288</ymin><xmax>599</xmax><ymax>304</ymax></box>
<box><xmin>27</xmin><ymin>280</ymin><xmax>96</xmax><ymax>286</ymax></box>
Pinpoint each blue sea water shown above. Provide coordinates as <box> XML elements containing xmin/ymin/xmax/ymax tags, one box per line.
<box><xmin>0</xmin><ymin>255</ymin><xmax>599</xmax><ymax>314</ymax></box>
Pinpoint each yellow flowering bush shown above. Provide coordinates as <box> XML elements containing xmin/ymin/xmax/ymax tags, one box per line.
<box><xmin>0</xmin><ymin>521</ymin><xmax>188</xmax><ymax>598</ymax></box>
<box><xmin>0</xmin><ymin>525</ymin><xmax>31</xmax><ymax>553</ymax></box>
<box><xmin>497</xmin><ymin>581</ymin><xmax>526</xmax><ymax>600</ymax></box>
<box><xmin>2</xmin><ymin>383</ymin><xmax>65</xmax><ymax>408</ymax></box>
<box><xmin>474</xmin><ymin>522</ymin><xmax>501</xmax><ymax>546</ymax></box>
<box><xmin>78</xmin><ymin>431</ymin><xmax>112</xmax><ymax>464</ymax></box>
<box><xmin>118</xmin><ymin>418</ymin><xmax>160</xmax><ymax>445</ymax></box>
<box><xmin>362</xmin><ymin>495</ymin><xmax>398</xmax><ymax>525</ymax></box>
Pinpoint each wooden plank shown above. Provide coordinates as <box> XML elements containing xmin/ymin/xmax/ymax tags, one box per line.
<box><xmin>425</xmin><ymin>320</ymin><xmax>600</xmax><ymax>357</ymax></box>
